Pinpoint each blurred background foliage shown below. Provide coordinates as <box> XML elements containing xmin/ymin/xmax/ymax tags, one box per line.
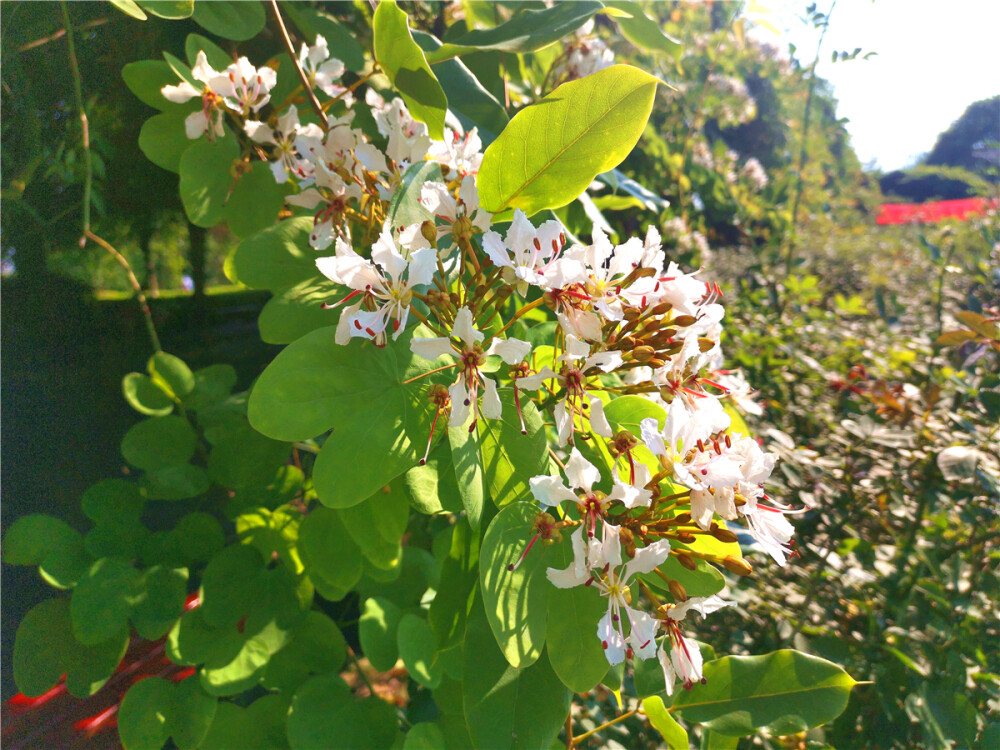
<box><xmin>2</xmin><ymin>1</ymin><xmax>998</xmax><ymax>748</ymax></box>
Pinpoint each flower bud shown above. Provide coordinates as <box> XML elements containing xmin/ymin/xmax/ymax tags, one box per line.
<box><xmin>723</xmin><ymin>555</ymin><xmax>753</xmax><ymax>576</ymax></box>
<box><xmin>677</xmin><ymin>553</ymin><xmax>697</xmax><ymax>571</ymax></box>
<box><xmin>632</xmin><ymin>345</ymin><xmax>656</xmax><ymax>362</ymax></box>
<box><xmin>698</xmin><ymin>337</ymin><xmax>716</xmax><ymax>353</ymax></box>
<box><xmin>650</xmin><ymin>302</ymin><xmax>673</xmax><ymax>316</ymax></box>
<box><xmin>671</xmin><ymin>314</ymin><xmax>698</xmax><ymax>328</ymax></box>
<box><xmin>712</xmin><ymin>527</ymin><xmax>739</xmax><ymax>544</ymax></box>
<box><xmin>676</xmin><ymin>531</ymin><xmax>696</xmax><ymax>543</ymax></box>
<box><xmin>668</xmin><ymin>579</ymin><xmax>688</xmax><ymax>602</ymax></box>
<box><xmin>421</xmin><ymin>220</ymin><xmax>438</xmax><ymax>246</ymax></box>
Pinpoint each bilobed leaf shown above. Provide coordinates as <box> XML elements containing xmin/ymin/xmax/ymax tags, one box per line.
<box><xmin>298</xmin><ymin>507</ymin><xmax>364</xmax><ymax>599</ymax></box>
<box><xmin>179</xmin><ymin>134</ymin><xmax>239</xmax><ymax>227</ymax></box>
<box><xmin>183</xmin><ymin>364</ymin><xmax>238</xmax><ymax>411</ymax></box>
<box><xmin>123</xmin><ymin>60</ymin><xmax>191</xmax><ymax>110</ymax></box>
<box><xmin>225</xmin><ymin>162</ymin><xmax>287</xmax><ymax>238</ymax></box>
<box><xmin>71</xmin><ymin>557</ymin><xmax>144</xmax><ymax>645</ymax></box>
<box><xmin>149</xmin><ymin>351</ymin><xmax>195</xmax><ymax>398</ymax></box>
<box><xmin>398</xmin><ymin>614</ymin><xmax>443</xmax><ymax>688</ymax></box>
<box><xmin>121</xmin><ymin>416</ymin><xmax>197</xmax><ymax>471</ymax></box>
<box><xmin>608</xmin><ymin>1</ymin><xmax>683</xmax><ymax>60</ymax></box>
<box><xmin>123</xmin><ymin>373</ymin><xmax>174</xmax><ymax>416</ymax></box>
<box><xmin>140</xmin><ymin>464</ymin><xmax>210</xmax><ymax>501</ymax></box>
<box><xmin>262</xmin><ymin>611</ymin><xmax>347</xmax><ymax>694</ymax></box>
<box><xmin>429</xmin><ymin>519</ymin><xmax>479</xmax><ymax>649</ymax></box>
<box><xmin>545</xmin><ymin>533</ymin><xmax>609</xmax><ymax>693</ymax></box>
<box><xmin>200</xmin><ymin>695</ymin><xmax>291</xmax><ymax>750</ymax></box>
<box><xmin>131</xmin><ymin>566</ymin><xmax>188</xmax><ymax>640</ymax></box>
<box><xmin>119</xmin><ymin>676</ymin><xmax>217</xmax><ymax>750</ymax></box>
<box><xmin>424</xmin><ymin>2</ymin><xmax>602</xmax><ymax>62</ymax></box>
<box><xmin>338</xmin><ymin>481</ymin><xmax>410</xmax><ymax>570</ymax></box>
<box><xmin>228</xmin><ymin>217</ymin><xmax>318</xmax><ymax>292</ymax></box>
<box><xmin>642</xmin><ymin>695</ymin><xmax>689</xmax><ymax>749</ymax></box>
<box><xmin>359</xmin><ymin>597</ymin><xmax>404</xmax><ymax>672</ymax></box>
<box><xmin>191</xmin><ymin>0</ymin><xmax>266</xmax><ymax>41</ymax></box>
<box><xmin>208</xmin><ymin>422</ymin><xmax>291</xmax><ymax>489</ymax></box>
<box><xmin>405</xmin><ymin>445</ymin><xmax>464</xmax><ymax>515</ymax></box>
<box><xmin>373</xmin><ymin>0</ymin><xmax>448</xmax><ymax>140</ymax></box>
<box><xmin>413</xmin><ymin>31</ymin><xmax>509</xmax><ymax>144</ymax></box>
<box><xmin>449</xmin><ymin>415</ymin><xmax>486</xmax><ymax>530</ymax></box>
<box><xmin>258</xmin><ymin>276</ymin><xmax>341</xmax><ymax>345</ymax></box>
<box><xmin>462</xmin><ymin>601</ymin><xmax>570</xmax><ymax>750</ymax></box>
<box><xmin>199</xmin><ymin>544</ymin><xmax>266</xmax><ymax>628</ymax></box>
<box><xmin>477</xmin><ymin>391</ymin><xmax>549</xmax><ymax>508</ymax></box>
<box><xmin>139</xmin><ymin>111</ymin><xmax>192</xmax><ymax>172</ymax></box>
<box><xmin>479</xmin><ymin>501</ymin><xmax>553</xmax><ymax>668</ymax></box>
<box><xmin>478</xmin><ymin>65</ymin><xmax>659</xmax><ymax>215</ymax></box>
<box><xmin>671</xmin><ymin>649</ymin><xmax>857</xmax><ymax>736</ymax></box>
<box><xmin>248</xmin><ymin>326</ymin><xmax>453</xmax><ymax>509</ymax></box>
<box><xmin>2</xmin><ymin>514</ymin><xmax>82</xmax><ymax>566</ymax></box>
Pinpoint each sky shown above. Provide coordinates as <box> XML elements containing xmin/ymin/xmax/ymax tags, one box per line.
<box><xmin>748</xmin><ymin>0</ymin><xmax>1000</xmax><ymax>171</ymax></box>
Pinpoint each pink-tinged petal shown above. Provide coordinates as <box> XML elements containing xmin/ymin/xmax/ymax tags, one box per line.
<box><xmin>597</xmin><ymin>611</ymin><xmax>627</xmax><ymax>666</ymax></box>
<box><xmin>625</xmin><ymin>539</ymin><xmax>671</xmax><ymax>578</ymax></box>
<box><xmin>659</xmin><ymin>644</ymin><xmax>678</xmax><ymax>696</ymax></box>
<box><xmin>640</xmin><ymin>417</ymin><xmax>665</xmax><ymax>457</ymax></box>
<box><xmin>481</xmin><ymin>377</ymin><xmax>502</xmax><ymax>420</ymax></box>
<box><xmin>528</xmin><ymin>475</ymin><xmax>577</xmax><ymax>508</ymax></box>
<box><xmin>627</xmin><ymin>608</ymin><xmax>659</xmax><ymax>661</ymax></box>
<box><xmin>588</xmin><ymin>397</ymin><xmax>613</xmax><ymax>438</ymax></box>
<box><xmin>407</xmin><ymin>246</ymin><xmax>437</xmax><ymax>288</ymax></box>
<box><xmin>487</xmin><ymin>337</ymin><xmax>531</xmax><ymax>365</ymax></box>
<box><xmin>670</xmin><ymin>633</ymin><xmax>704</xmax><ymax>687</ymax></box>
<box><xmin>689</xmin><ymin>489</ymin><xmax>716</xmax><ymax>531</ymax></box>
<box><xmin>482</xmin><ymin>231</ymin><xmax>513</xmax><ymax>270</ymax></box>
<box><xmin>183</xmin><ymin>110</ymin><xmax>209</xmax><ymax>140</ymax></box>
<box><xmin>448</xmin><ymin>382</ymin><xmax>470</xmax><ymax>428</ymax></box>
<box><xmin>564</xmin><ymin>448</ymin><xmax>601</xmax><ymax>493</ymax></box>
<box><xmin>451</xmin><ymin>307</ymin><xmax>483</xmax><ymax>347</ymax></box>
<box><xmin>410</xmin><ymin>337</ymin><xmax>453</xmax><ymax>361</ymax></box>
<box><xmin>161</xmin><ymin>82</ymin><xmax>200</xmax><ymax>103</ymax></box>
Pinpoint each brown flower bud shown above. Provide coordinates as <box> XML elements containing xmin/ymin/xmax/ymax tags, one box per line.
<box><xmin>723</xmin><ymin>555</ymin><xmax>753</xmax><ymax>576</ymax></box>
<box><xmin>698</xmin><ymin>337</ymin><xmax>716</xmax><ymax>353</ymax></box>
<box><xmin>677</xmin><ymin>553</ymin><xmax>697</xmax><ymax>571</ymax></box>
<box><xmin>712</xmin><ymin>527</ymin><xmax>739</xmax><ymax>544</ymax></box>
<box><xmin>632</xmin><ymin>346</ymin><xmax>656</xmax><ymax>362</ymax></box>
<box><xmin>668</xmin><ymin>579</ymin><xmax>688</xmax><ymax>602</ymax></box>
<box><xmin>672</xmin><ymin>314</ymin><xmax>698</xmax><ymax>328</ymax></box>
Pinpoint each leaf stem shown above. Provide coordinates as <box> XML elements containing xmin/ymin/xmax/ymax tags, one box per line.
<box><xmin>60</xmin><ymin>1</ymin><xmax>90</xmax><ymax>245</ymax></box>
<box><xmin>269</xmin><ymin>0</ymin><xmax>326</xmax><ymax>124</ymax></box>
<box><xmin>571</xmin><ymin>708</ymin><xmax>638</xmax><ymax>743</ymax></box>
<box><xmin>401</xmin><ymin>361</ymin><xmax>458</xmax><ymax>385</ymax></box>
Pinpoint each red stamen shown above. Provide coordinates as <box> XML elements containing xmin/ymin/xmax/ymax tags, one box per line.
<box><xmin>508</xmin><ymin>532</ymin><xmax>541</xmax><ymax>571</ymax></box>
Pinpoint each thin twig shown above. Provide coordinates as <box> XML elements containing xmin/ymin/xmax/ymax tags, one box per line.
<box><xmin>564</xmin><ymin>711</ymin><xmax>574</xmax><ymax>749</ymax></box>
<box><xmin>268</xmin><ymin>0</ymin><xmax>326</xmax><ymax>124</ymax></box>
<box><xmin>571</xmin><ymin>708</ymin><xmax>638</xmax><ymax>744</ymax></box>
<box><xmin>60</xmin><ymin>1</ymin><xmax>91</xmax><ymax>245</ymax></box>
<box><xmin>346</xmin><ymin>646</ymin><xmax>377</xmax><ymax>697</ymax></box>
<box><xmin>17</xmin><ymin>16</ymin><xmax>108</xmax><ymax>53</ymax></box>
<box><xmin>86</xmin><ymin>231</ymin><xmax>162</xmax><ymax>353</ymax></box>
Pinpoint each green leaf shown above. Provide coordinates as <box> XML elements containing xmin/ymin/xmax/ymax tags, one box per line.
<box><xmin>228</xmin><ymin>217</ymin><xmax>319</xmax><ymax>292</ymax></box>
<box><xmin>140</xmin><ymin>464</ymin><xmax>210</xmax><ymax>501</ymax></box>
<box><xmin>449</xmin><ymin>415</ymin><xmax>486</xmax><ymax>530</ymax></box>
<box><xmin>123</xmin><ymin>373</ymin><xmax>175</xmax><ymax>416</ymax></box>
<box><xmin>226</xmin><ymin>161</ymin><xmax>287</xmax><ymax>238</ymax></box>
<box><xmin>425</xmin><ymin>2</ymin><xmax>602</xmax><ymax>62</ymax></box>
<box><xmin>209</xmin><ymin>422</ymin><xmax>291</xmax><ymax>489</ymax></box>
<box><xmin>122</xmin><ymin>60</ymin><xmax>189</xmax><ymax>110</ymax></box>
<box><xmin>258</xmin><ymin>276</ymin><xmax>340</xmax><ymax>345</ymax></box>
<box><xmin>298</xmin><ymin>507</ymin><xmax>364</xmax><ymax>600</ymax></box>
<box><xmin>191</xmin><ymin>0</ymin><xmax>266</xmax><ymax>41</ymax></box>
<box><xmin>385</xmin><ymin>160</ymin><xmax>442</xmax><ymax>229</ymax></box>
<box><xmin>404</xmin><ymin>446</ymin><xmax>464</xmax><ymax>515</ymax></box>
<box><xmin>404</xmin><ymin>723</ymin><xmax>446</xmax><ymax>750</ymax></box>
<box><xmin>137</xmin><ymin>0</ymin><xmax>194</xmax><ymax>20</ymax></box>
<box><xmin>608</xmin><ymin>1</ymin><xmax>683</xmax><ymax>60</ymax></box>
<box><xmin>70</xmin><ymin>557</ymin><xmax>143</xmax><ymax>645</ymax></box>
<box><xmin>398</xmin><ymin>614</ymin><xmax>443</xmax><ymax>688</ymax></box>
<box><xmin>545</xmin><ymin>533</ymin><xmax>609</xmax><ymax>693</ymax></box>
<box><xmin>339</xmin><ymin>482</ymin><xmax>410</xmax><ymax>570</ymax></box>
<box><xmin>373</xmin><ymin>0</ymin><xmax>448</xmax><ymax>140</ymax></box>
<box><xmin>671</xmin><ymin>649</ymin><xmax>858</xmax><ymax>737</ymax></box>
<box><xmin>248</xmin><ymin>326</ymin><xmax>453</xmax><ymax>509</ymax></box>
<box><xmin>923</xmin><ymin>684</ymin><xmax>980</xmax><ymax>747</ymax></box>
<box><xmin>149</xmin><ymin>351</ymin><xmax>196</xmax><ymax>398</ymax></box>
<box><xmin>358</xmin><ymin>547</ymin><xmax>438</xmax><ymax>608</ymax></box>
<box><xmin>131</xmin><ymin>566</ymin><xmax>188</xmax><ymax>640</ymax></box>
<box><xmin>179</xmin><ymin>134</ymin><xmax>239</xmax><ymax>227</ymax></box>
<box><xmin>479</xmin><ymin>501</ymin><xmax>553</xmax><ymax>668</ymax></box>
<box><xmin>2</xmin><ymin>513</ymin><xmax>81</xmax><ymax>565</ymax></box>
<box><xmin>201</xmin><ymin>695</ymin><xmax>291</xmax><ymax>750</ymax></box>
<box><xmin>642</xmin><ymin>695</ymin><xmax>688</xmax><ymax>748</ymax></box>
<box><xmin>288</xmin><ymin>673</ymin><xmax>399</xmax><ymax>750</ymax></box>
<box><xmin>199</xmin><ymin>544</ymin><xmax>266</xmax><ymax>628</ymax></box>
<box><xmin>121</xmin><ymin>415</ymin><xmax>197</xmax><ymax>471</ymax></box>
<box><xmin>119</xmin><ymin>676</ymin><xmax>217</xmax><ymax>750</ymax></box>
<box><xmin>641</xmin><ymin>553</ymin><xmax>725</xmax><ymax>599</ymax></box>
<box><xmin>14</xmin><ymin>599</ymin><xmax>128</xmax><ymax>698</ymax></box>
<box><xmin>262</xmin><ymin>611</ymin><xmax>347</xmax><ymax>694</ymax></box>
<box><xmin>463</xmin><ymin>601</ymin><xmax>570</xmax><ymax>750</ymax></box>
<box><xmin>139</xmin><ymin>110</ymin><xmax>192</xmax><ymax>172</ymax></box>
<box><xmin>111</xmin><ymin>1</ymin><xmax>147</xmax><ymax>21</ymax></box>
<box><xmin>359</xmin><ymin>597</ymin><xmax>404</xmax><ymax>672</ymax></box>
<box><xmin>478</xmin><ymin>65</ymin><xmax>659</xmax><ymax>214</ymax></box>
<box><xmin>185</xmin><ymin>33</ymin><xmax>232</xmax><ymax>72</ymax></box>
<box><xmin>412</xmin><ymin>32</ymin><xmax>509</xmax><ymax>144</ymax></box>
<box><xmin>477</xmin><ymin>391</ymin><xmax>548</xmax><ymax>508</ymax></box>
<box><xmin>429</xmin><ymin>519</ymin><xmax>479</xmax><ymax>649</ymax></box>
<box><xmin>183</xmin><ymin>364</ymin><xmax>238</xmax><ymax>410</ymax></box>
<box><xmin>285</xmin><ymin>7</ymin><xmax>365</xmax><ymax>72</ymax></box>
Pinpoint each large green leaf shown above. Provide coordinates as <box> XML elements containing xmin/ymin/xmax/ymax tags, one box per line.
<box><xmin>228</xmin><ymin>217</ymin><xmax>319</xmax><ymax>292</ymax></box>
<box><xmin>479</xmin><ymin>502</ymin><xmax>554</xmax><ymax>668</ymax></box>
<box><xmin>71</xmin><ymin>557</ymin><xmax>144</xmax><ymax>645</ymax></box>
<box><xmin>359</xmin><ymin>597</ymin><xmax>404</xmax><ymax>672</ymax></box>
<box><xmin>179</xmin><ymin>134</ymin><xmax>239</xmax><ymax>227</ymax></box>
<box><xmin>138</xmin><ymin>110</ymin><xmax>192</xmax><ymax>173</ymax></box>
<box><xmin>429</xmin><ymin>519</ymin><xmax>479</xmax><ymax>650</ymax></box>
<box><xmin>338</xmin><ymin>481</ymin><xmax>410</xmax><ymax>570</ymax></box>
<box><xmin>248</xmin><ymin>326</ymin><xmax>452</xmax><ymax>509</ymax></box>
<box><xmin>373</xmin><ymin>1</ymin><xmax>447</xmax><ymax>140</ymax></box>
<box><xmin>424</xmin><ymin>2</ymin><xmax>602</xmax><ymax>63</ymax></box>
<box><xmin>208</xmin><ymin>422</ymin><xmax>291</xmax><ymax>489</ymax></box>
<box><xmin>462</xmin><ymin>601</ymin><xmax>570</xmax><ymax>750</ymax></box>
<box><xmin>398</xmin><ymin>614</ymin><xmax>443</xmax><ymax>688</ymax></box>
<box><xmin>477</xmin><ymin>391</ymin><xmax>548</xmax><ymax>508</ymax></box>
<box><xmin>121</xmin><ymin>415</ymin><xmax>197</xmax><ymax>471</ymax></box>
<box><xmin>288</xmin><ymin>673</ymin><xmax>399</xmax><ymax>750</ymax></box>
<box><xmin>298</xmin><ymin>508</ymin><xmax>364</xmax><ymax>600</ymax></box>
<box><xmin>200</xmin><ymin>696</ymin><xmax>291</xmax><ymax>750</ymax></box>
<box><xmin>2</xmin><ymin>514</ymin><xmax>82</xmax><ymax>566</ymax></box>
<box><xmin>14</xmin><ymin>598</ymin><xmax>128</xmax><ymax>698</ymax></box>
<box><xmin>262</xmin><ymin>611</ymin><xmax>347</xmax><ymax>694</ymax></box>
<box><xmin>671</xmin><ymin>650</ymin><xmax>857</xmax><ymax>737</ymax></box>
<box><xmin>199</xmin><ymin>544</ymin><xmax>266</xmax><ymax>628</ymax></box>
<box><xmin>191</xmin><ymin>0</ymin><xmax>266</xmax><ymax>41</ymax></box>
<box><xmin>449</xmin><ymin>415</ymin><xmax>486</xmax><ymax>530</ymax></box>
<box><xmin>477</xmin><ymin>65</ymin><xmax>659</xmax><ymax>215</ymax></box>
<box><xmin>608</xmin><ymin>1</ymin><xmax>683</xmax><ymax>60</ymax></box>
<box><xmin>404</xmin><ymin>445</ymin><xmax>464</xmax><ymax>515</ymax></box>
<box><xmin>225</xmin><ymin>162</ymin><xmax>287</xmax><ymax>238</ymax></box>
<box><xmin>258</xmin><ymin>276</ymin><xmax>340</xmax><ymax>345</ymax></box>
<box><xmin>413</xmin><ymin>32</ymin><xmax>509</xmax><ymax>144</ymax></box>
<box><xmin>545</xmin><ymin>534</ymin><xmax>609</xmax><ymax>693</ymax></box>
<box><xmin>119</xmin><ymin>676</ymin><xmax>217</xmax><ymax>750</ymax></box>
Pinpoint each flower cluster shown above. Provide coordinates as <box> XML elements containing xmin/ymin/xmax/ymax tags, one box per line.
<box><xmin>162</xmin><ymin>41</ymin><xmax>799</xmax><ymax>698</ymax></box>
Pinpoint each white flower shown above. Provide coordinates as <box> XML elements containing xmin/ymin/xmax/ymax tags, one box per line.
<box><xmin>409</xmin><ymin>307</ymin><xmax>531</xmax><ymax>429</ymax></box>
<box><xmin>565</xmin><ymin>227</ymin><xmax>646</xmax><ymax>322</ymax></box>
<box><xmin>208</xmin><ymin>57</ymin><xmax>277</xmax><ymax>116</ymax></box>
<box><xmin>160</xmin><ymin>51</ymin><xmax>225</xmax><ymax>140</ymax></box>
<box><xmin>244</xmin><ymin>105</ymin><xmax>324</xmax><ymax>183</ymax></box>
<box><xmin>315</xmin><ymin>226</ymin><xmax>436</xmax><ymax>345</ymax></box>
<box><xmin>298</xmin><ymin>35</ymin><xmax>348</xmax><ymax>99</ymax></box>
<box><xmin>658</xmin><ymin>595</ymin><xmax>732</xmax><ymax>695</ymax></box>
<box><xmin>366</xmin><ymin>90</ymin><xmax>430</xmax><ymax>166</ymax></box>
<box><xmin>427</xmin><ymin>124</ymin><xmax>484</xmax><ymax>176</ymax></box>
<box><xmin>481</xmin><ymin>209</ymin><xmax>583</xmax><ymax>297</ymax></box>
<box><xmin>419</xmin><ymin>177</ymin><xmax>492</xmax><ymax>243</ymax></box>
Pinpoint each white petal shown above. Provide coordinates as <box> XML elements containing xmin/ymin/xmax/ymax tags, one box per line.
<box><xmin>640</xmin><ymin>417</ymin><xmax>666</xmax><ymax>456</ymax></box>
<box><xmin>689</xmin><ymin>489</ymin><xmax>716</xmax><ymax>530</ymax></box>
<box><xmin>452</xmin><ymin>307</ymin><xmax>483</xmax><ymax>347</ymax></box>
<box><xmin>516</xmin><ymin>366</ymin><xmax>556</xmax><ymax>392</ymax></box>
<box><xmin>161</xmin><ymin>82</ymin><xmax>200</xmax><ymax>103</ymax></box>
<box><xmin>481</xmin><ymin>377</ymin><xmax>502</xmax><ymax>420</ymax></box>
<box><xmin>482</xmin><ymin>231</ymin><xmax>513</xmax><ymax>269</ymax></box>
<box><xmin>449</xmin><ymin>382</ymin><xmax>471</xmax><ymax>428</ymax></box>
<box><xmin>529</xmin><ymin>475</ymin><xmax>578</xmax><ymax>508</ymax></box>
<box><xmin>506</xmin><ymin>209</ymin><xmax>536</xmax><ymax>252</ymax></box>
<box><xmin>183</xmin><ymin>110</ymin><xmax>209</xmax><ymax>140</ymax></box>
<box><xmin>588</xmin><ymin>397</ymin><xmax>613</xmax><ymax>438</ymax></box>
<box><xmin>371</xmin><ymin>228</ymin><xmax>408</xmax><ymax>282</ymax></box>
<box><xmin>597</xmin><ymin>611</ymin><xmax>627</xmax><ymax>666</ymax></box>
<box><xmin>244</xmin><ymin>120</ymin><xmax>274</xmax><ymax>144</ymax></box>
<box><xmin>410</xmin><ymin>337</ymin><xmax>453</xmax><ymax>361</ymax></box>
<box><xmin>407</xmin><ymin>246</ymin><xmax>437</xmax><ymax>288</ymax></box>
<box><xmin>555</xmin><ymin>401</ymin><xmax>574</xmax><ymax>446</ymax></box>
<box><xmin>564</xmin><ymin>448</ymin><xmax>601</xmax><ymax>492</ymax></box>
<box><xmin>562</xmin><ymin>334</ymin><xmax>591</xmax><ymax>361</ymax></box>
<box><xmin>627</xmin><ymin>608</ymin><xmax>659</xmax><ymax>661</ymax></box>
<box><xmin>487</xmin><ymin>337</ymin><xmax>531</xmax><ymax>364</ymax></box>
<box><xmin>625</xmin><ymin>539</ymin><xmax>671</xmax><ymax>578</ymax></box>
<box><xmin>584</xmin><ymin>351</ymin><xmax>622</xmax><ymax>373</ymax></box>
<box><xmin>659</xmin><ymin>643</ymin><xmax>678</xmax><ymax>696</ymax></box>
